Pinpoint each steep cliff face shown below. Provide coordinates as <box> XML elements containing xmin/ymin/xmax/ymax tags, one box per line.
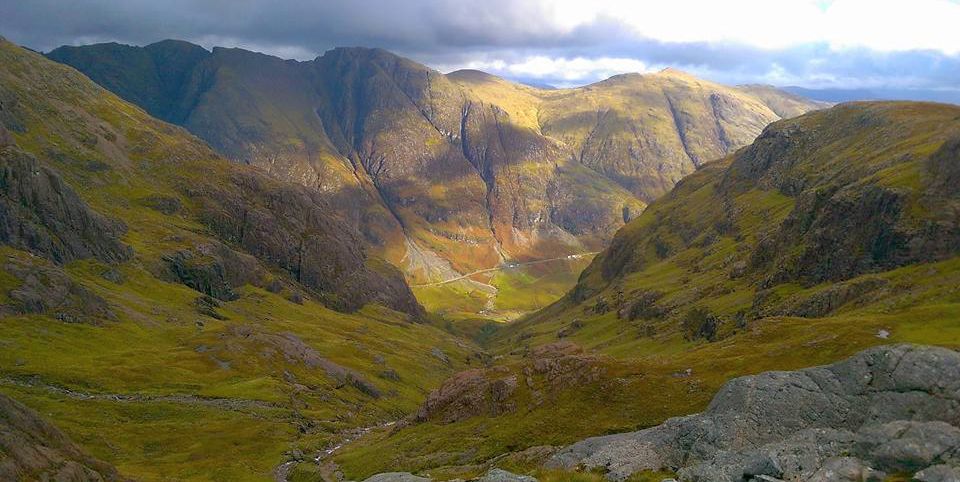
<box><xmin>48</xmin><ymin>41</ymin><xmax>823</xmax><ymax>281</ymax></box>
<box><xmin>0</xmin><ymin>144</ymin><xmax>132</xmax><ymax>265</ymax></box>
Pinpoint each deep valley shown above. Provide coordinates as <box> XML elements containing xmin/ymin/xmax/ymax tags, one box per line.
<box><xmin>0</xmin><ymin>16</ymin><xmax>959</xmax><ymax>482</ymax></box>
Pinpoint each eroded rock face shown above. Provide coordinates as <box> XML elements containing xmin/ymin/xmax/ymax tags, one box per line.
<box><xmin>548</xmin><ymin>344</ymin><xmax>960</xmax><ymax>481</ymax></box>
<box><xmin>411</xmin><ymin>368</ymin><xmax>518</xmax><ymax>424</ymax></box>
<box><xmin>191</xmin><ymin>168</ymin><xmax>423</xmax><ymax>317</ymax></box>
<box><xmin>160</xmin><ymin>242</ymin><xmax>264</xmax><ymax>302</ymax></box>
<box><xmin>0</xmin><ymin>145</ymin><xmax>132</xmax><ymax>265</ymax></box>
<box><xmin>0</xmin><ymin>393</ymin><xmax>126</xmax><ymax>481</ymax></box>
<box><xmin>1</xmin><ymin>249</ymin><xmax>113</xmax><ymax>324</ymax></box>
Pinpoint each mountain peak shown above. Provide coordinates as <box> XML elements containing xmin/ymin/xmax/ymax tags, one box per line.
<box><xmin>145</xmin><ymin>38</ymin><xmax>209</xmax><ymax>53</ymax></box>
<box><xmin>319</xmin><ymin>46</ymin><xmax>399</xmax><ymax>61</ymax></box>
<box><xmin>446</xmin><ymin>69</ymin><xmax>504</xmax><ymax>83</ymax></box>
<box><xmin>657</xmin><ymin>66</ymin><xmax>693</xmax><ymax>76</ymax></box>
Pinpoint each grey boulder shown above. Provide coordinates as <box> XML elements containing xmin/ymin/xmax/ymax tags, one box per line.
<box><xmin>914</xmin><ymin>464</ymin><xmax>960</xmax><ymax>482</ymax></box>
<box><xmin>477</xmin><ymin>468</ymin><xmax>538</xmax><ymax>482</ymax></box>
<box><xmin>363</xmin><ymin>473</ymin><xmax>431</xmax><ymax>482</ymax></box>
<box><xmin>547</xmin><ymin>344</ymin><xmax>960</xmax><ymax>481</ymax></box>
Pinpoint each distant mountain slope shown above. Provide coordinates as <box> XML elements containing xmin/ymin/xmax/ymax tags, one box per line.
<box><xmin>0</xmin><ymin>37</ymin><xmax>474</xmax><ymax>480</ymax></box>
<box><xmin>449</xmin><ymin>69</ymin><xmax>829</xmax><ymax>202</ymax></box>
<box><xmin>569</xmin><ymin>101</ymin><xmax>960</xmax><ymax>304</ymax></box>
<box><xmin>48</xmin><ymin>41</ymin><xmax>824</xmax><ymax>284</ymax></box>
<box><xmin>332</xmin><ymin>102</ymin><xmax>960</xmax><ymax>479</ymax></box>
<box><xmin>735</xmin><ymin>84</ymin><xmax>833</xmax><ymax>118</ymax></box>
<box><xmin>785</xmin><ymin>85</ymin><xmax>960</xmax><ymax>105</ymax></box>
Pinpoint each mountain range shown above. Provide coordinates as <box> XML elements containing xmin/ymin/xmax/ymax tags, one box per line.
<box><xmin>785</xmin><ymin>85</ymin><xmax>960</xmax><ymax>105</ymax></box>
<box><xmin>47</xmin><ymin>41</ymin><xmax>826</xmax><ymax>288</ymax></box>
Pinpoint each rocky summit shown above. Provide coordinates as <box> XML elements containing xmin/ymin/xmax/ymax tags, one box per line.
<box><xmin>549</xmin><ymin>344</ymin><xmax>960</xmax><ymax>481</ymax></box>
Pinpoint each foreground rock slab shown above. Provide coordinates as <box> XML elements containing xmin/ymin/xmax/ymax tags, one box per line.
<box><xmin>547</xmin><ymin>344</ymin><xmax>960</xmax><ymax>481</ymax></box>
<box><xmin>361</xmin><ymin>469</ymin><xmax>538</xmax><ymax>482</ymax></box>
<box><xmin>363</xmin><ymin>473</ymin><xmax>432</xmax><ymax>482</ymax></box>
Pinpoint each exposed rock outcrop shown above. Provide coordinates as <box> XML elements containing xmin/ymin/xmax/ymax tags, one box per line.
<box><xmin>477</xmin><ymin>468</ymin><xmax>539</xmax><ymax>482</ymax></box>
<box><xmin>407</xmin><ymin>342</ymin><xmax>604</xmax><ymax>427</ymax></box>
<box><xmin>548</xmin><ymin>344</ymin><xmax>960</xmax><ymax>481</ymax></box>
<box><xmin>360</xmin><ymin>469</ymin><xmax>538</xmax><ymax>482</ymax></box>
<box><xmin>362</xmin><ymin>473</ymin><xmax>431</xmax><ymax>482</ymax></box>
<box><xmin>1</xmin><ymin>249</ymin><xmax>113</xmax><ymax>324</ymax></box>
<box><xmin>0</xmin><ymin>145</ymin><xmax>132</xmax><ymax>264</ymax></box>
<box><xmin>160</xmin><ymin>242</ymin><xmax>264</xmax><ymax>302</ymax></box>
<box><xmin>191</xmin><ymin>169</ymin><xmax>423</xmax><ymax>317</ymax></box>
<box><xmin>0</xmin><ymin>393</ymin><xmax>126</xmax><ymax>481</ymax></box>
<box><xmin>410</xmin><ymin>368</ymin><xmax>518</xmax><ymax>424</ymax></box>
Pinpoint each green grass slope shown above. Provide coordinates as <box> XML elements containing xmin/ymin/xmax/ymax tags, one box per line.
<box><xmin>0</xmin><ymin>38</ymin><xmax>476</xmax><ymax>481</ymax></box>
<box><xmin>332</xmin><ymin>102</ymin><xmax>960</xmax><ymax>480</ymax></box>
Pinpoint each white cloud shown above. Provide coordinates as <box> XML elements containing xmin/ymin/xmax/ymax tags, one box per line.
<box><xmin>537</xmin><ymin>0</ymin><xmax>960</xmax><ymax>54</ymax></box>
<box><xmin>7</xmin><ymin>0</ymin><xmax>960</xmax><ymax>93</ymax></box>
<box><xmin>454</xmin><ymin>56</ymin><xmax>654</xmax><ymax>83</ymax></box>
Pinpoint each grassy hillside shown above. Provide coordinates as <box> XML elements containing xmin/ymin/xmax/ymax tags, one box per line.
<box><xmin>0</xmin><ymin>38</ymin><xmax>477</xmax><ymax>481</ymax></box>
<box><xmin>331</xmin><ymin>102</ymin><xmax>960</xmax><ymax>480</ymax></box>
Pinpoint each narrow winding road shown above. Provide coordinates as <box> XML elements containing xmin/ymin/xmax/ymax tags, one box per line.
<box><xmin>412</xmin><ymin>252</ymin><xmax>598</xmax><ymax>287</ymax></box>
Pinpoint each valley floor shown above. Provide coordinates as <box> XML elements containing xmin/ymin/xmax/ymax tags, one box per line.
<box><xmin>412</xmin><ymin>254</ymin><xmax>596</xmax><ymax>323</ymax></box>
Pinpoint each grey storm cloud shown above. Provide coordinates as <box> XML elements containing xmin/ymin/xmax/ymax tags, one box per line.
<box><xmin>2</xmin><ymin>0</ymin><xmax>959</xmax><ymax>99</ymax></box>
<box><xmin>0</xmin><ymin>0</ymin><xmax>596</xmax><ymax>55</ymax></box>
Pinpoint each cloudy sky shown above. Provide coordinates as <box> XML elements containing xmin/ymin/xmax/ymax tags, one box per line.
<box><xmin>3</xmin><ymin>0</ymin><xmax>960</xmax><ymax>97</ymax></box>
